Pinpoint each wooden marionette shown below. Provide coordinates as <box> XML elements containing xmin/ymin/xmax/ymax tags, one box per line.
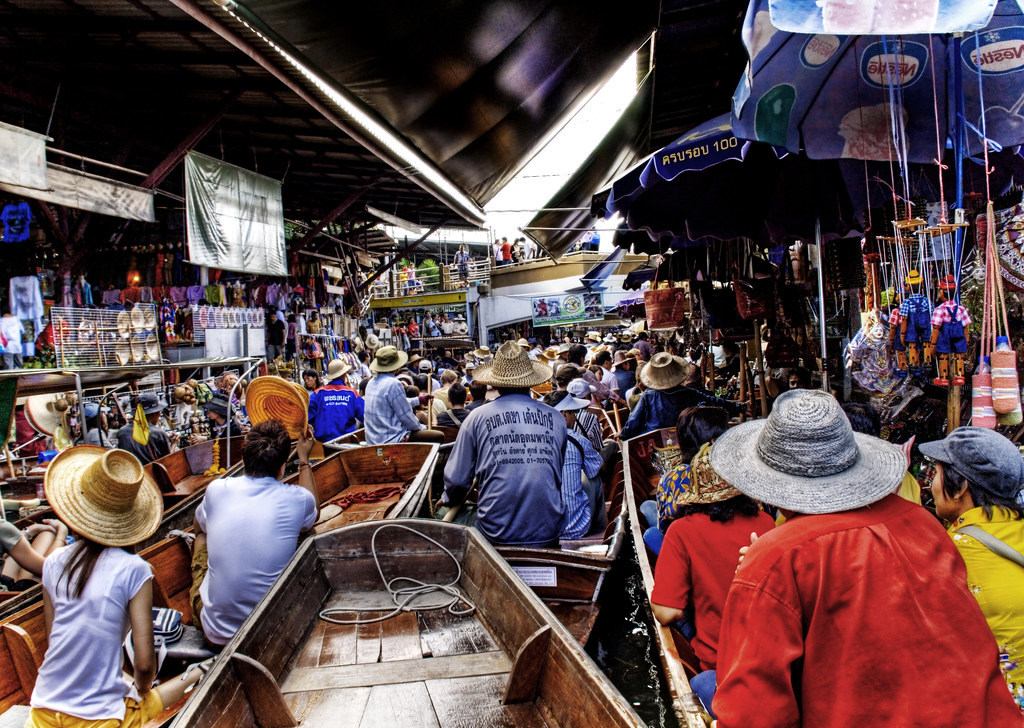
<box><xmin>930</xmin><ymin>275</ymin><xmax>971</xmax><ymax>387</ymax></box>
<box><xmin>898</xmin><ymin>269</ymin><xmax>933</xmax><ymax>374</ymax></box>
<box><xmin>888</xmin><ymin>289</ymin><xmax>909</xmax><ymax>376</ymax></box>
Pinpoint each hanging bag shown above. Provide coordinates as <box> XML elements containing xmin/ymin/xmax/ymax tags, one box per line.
<box><xmin>733</xmin><ymin>248</ymin><xmax>776</xmax><ymax>321</ymax></box>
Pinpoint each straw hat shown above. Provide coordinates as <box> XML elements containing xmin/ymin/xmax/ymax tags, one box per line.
<box><xmin>516</xmin><ymin>338</ymin><xmax>530</xmax><ymax>348</ymax></box>
<box><xmin>45</xmin><ymin>446</ymin><xmax>162</xmax><ymax>547</ymax></box>
<box><xmin>612</xmin><ymin>350</ymin><xmax>636</xmax><ymax>367</ymax></box>
<box><xmin>365</xmin><ymin>333</ymin><xmax>381</xmax><ymax>349</ymax></box>
<box><xmin>117</xmin><ymin>311</ymin><xmax>131</xmax><ymax>338</ymax></box>
<box><xmin>407</xmin><ymin>353</ymin><xmax>423</xmax><ymax>368</ymax></box>
<box><xmin>131</xmin><ymin>338</ymin><xmax>145</xmax><ymax>363</ymax></box>
<box><xmin>557</xmin><ymin>343</ymin><xmax>572</xmax><ymax>355</ymax></box>
<box><xmin>371</xmin><ymin>346</ymin><xmax>410</xmax><ymax>373</ymax></box>
<box><xmin>473</xmin><ymin>347</ymin><xmax>491</xmax><ymax>359</ymax></box>
<box><xmin>25</xmin><ymin>395</ymin><xmax>61</xmax><ymax>435</ymax></box>
<box><xmin>115</xmin><ymin>341</ymin><xmax>131</xmax><ymax>365</ymax></box>
<box><xmin>326</xmin><ymin>358</ymin><xmax>352</xmax><ymax>381</ymax></box>
<box><xmin>603</xmin><ymin>334</ymin><xmax>617</xmax><ymax>344</ymax></box>
<box><xmin>673</xmin><ymin>443</ymin><xmax>742</xmax><ymax>506</ymax></box>
<box><xmin>473</xmin><ymin>341</ymin><xmax>552</xmax><ymax>389</ymax></box>
<box><xmin>145</xmin><ymin>334</ymin><xmax>159</xmax><ymax>361</ymax></box>
<box><xmin>640</xmin><ymin>352</ymin><xmax>688</xmax><ymax>390</ymax></box>
<box><xmin>710</xmin><ymin>389</ymin><xmax>906</xmax><ymax>515</ymax></box>
<box><xmin>542</xmin><ymin>347</ymin><xmax>558</xmax><ymax>360</ymax></box>
<box><xmin>585</xmin><ymin>331</ymin><xmax>602</xmax><ymax>343</ymax></box>
<box><xmin>130</xmin><ymin>307</ymin><xmax>146</xmax><ymax>330</ymax></box>
<box><xmin>246</xmin><ymin>377</ymin><xmax>310</xmax><ymax>439</ymax></box>
<box><xmin>142</xmin><ymin>307</ymin><xmax>157</xmax><ymax>330</ymax></box>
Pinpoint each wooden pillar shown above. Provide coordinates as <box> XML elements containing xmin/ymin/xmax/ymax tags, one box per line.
<box><xmin>947</xmin><ymin>384</ymin><xmax>961</xmax><ymax>435</ymax></box>
<box><xmin>750</xmin><ymin>320</ymin><xmax>768</xmax><ymax>418</ymax></box>
<box><xmin>738</xmin><ymin>342</ymin><xmax>748</xmax><ymax>422</ymax></box>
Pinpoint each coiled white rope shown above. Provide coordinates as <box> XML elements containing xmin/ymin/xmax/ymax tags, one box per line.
<box><xmin>318</xmin><ymin>523</ymin><xmax>476</xmax><ymax>626</ymax></box>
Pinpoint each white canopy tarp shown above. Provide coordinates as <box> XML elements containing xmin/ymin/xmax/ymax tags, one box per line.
<box><xmin>0</xmin><ymin>163</ymin><xmax>156</xmax><ymax>222</ymax></box>
<box><xmin>0</xmin><ymin>122</ymin><xmax>48</xmax><ymax>191</ymax></box>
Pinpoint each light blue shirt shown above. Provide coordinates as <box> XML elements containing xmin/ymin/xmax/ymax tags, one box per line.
<box><xmin>364</xmin><ymin>373</ymin><xmax>424</xmax><ymax>445</ymax></box>
<box><xmin>561</xmin><ymin>429</ymin><xmax>602</xmax><ymax>539</ymax></box>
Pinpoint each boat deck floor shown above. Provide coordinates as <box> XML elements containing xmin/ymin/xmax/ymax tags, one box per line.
<box><xmin>312</xmin><ymin>482</ymin><xmax>409</xmax><ymax>534</ymax></box>
<box><xmin>280</xmin><ymin>592</ymin><xmax>545</xmax><ymax>727</ymax></box>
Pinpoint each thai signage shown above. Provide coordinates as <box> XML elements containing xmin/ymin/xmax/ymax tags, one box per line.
<box><xmin>531</xmin><ymin>292</ymin><xmax>604</xmax><ymax>327</ymax></box>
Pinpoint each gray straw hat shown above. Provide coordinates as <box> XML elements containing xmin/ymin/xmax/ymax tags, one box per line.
<box><xmin>710</xmin><ymin>389</ymin><xmax>906</xmax><ymax>514</ymax></box>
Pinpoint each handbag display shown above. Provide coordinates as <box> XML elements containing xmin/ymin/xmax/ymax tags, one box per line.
<box><xmin>764</xmin><ymin>329</ymin><xmax>801</xmax><ymax>368</ymax></box>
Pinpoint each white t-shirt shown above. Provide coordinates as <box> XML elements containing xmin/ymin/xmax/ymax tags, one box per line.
<box><xmin>196</xmin><ymin>475</ymin><xmax>316</xmax><ymax>645</ymax></box>
<box><xmin>32</xmin><ymin>545</ymin><xmax>153</xmax><ymax>720</ymax></box>
<box><xmin>0</xmin><ymin>315</ymin><xmax>25</xmax><ymax>355</ymax></box>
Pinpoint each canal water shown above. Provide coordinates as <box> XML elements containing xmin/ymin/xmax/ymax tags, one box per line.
<box><xmin>586</xmin><ymin>537</ymin><xmax>680</xmax><ymax>728</ymax></box>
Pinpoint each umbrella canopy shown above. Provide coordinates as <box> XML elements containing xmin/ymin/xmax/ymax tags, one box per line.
<box><xmin>732</xmin><ymin>0</ymin><xmax>1024</xmax><ymax>162</ymax></box>
<box><xmin>766</xmin><ymin>0</ymin><xmax>1000</xmax><ymax>35</ymax></box>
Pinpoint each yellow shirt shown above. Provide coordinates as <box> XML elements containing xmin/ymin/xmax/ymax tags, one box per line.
<box><xmin>949</xmin><ymin>507</ymin><xmax>1024</xmax><ymax>710</ymax></box>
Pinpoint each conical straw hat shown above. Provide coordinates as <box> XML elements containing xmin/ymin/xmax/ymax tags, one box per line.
<box><xmin>473</xmin><ymin>341</ymin><xmax>551</xmax><ymax>388</ymax></box>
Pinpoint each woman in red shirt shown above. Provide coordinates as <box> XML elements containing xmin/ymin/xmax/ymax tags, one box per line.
<box><xmin>650</xmin><ymin>442</ymin><xmax>774</xmax><ymax>718</ymax></box>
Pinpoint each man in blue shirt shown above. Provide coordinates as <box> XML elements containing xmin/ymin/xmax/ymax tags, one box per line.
<box><xmin>308</xmin><ymin>359</ymin><xmax>364</xmax><ymax>442</ymax></box>
<box><xmin>364</xmin><ymin>347</ymin><xmax>445</xmax><ymax>445</ymax></box>
<box><xmin>443</xmin><ymin>341</ymin><xmax>566</xmax><ymax>547</ymax></box>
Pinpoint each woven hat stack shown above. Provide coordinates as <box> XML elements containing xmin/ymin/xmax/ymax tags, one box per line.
<box><xmin>473</xmin><ymin>341</ymin><xmax>552</xmax><ymax>388</ymax></box>
<box><xmin>710</xmin><ymin>389</ymin><xmax>906</xmax><ymax>514</ymax></box>
<box><xmin>639</xmin><ymin>352</ymin><xmax>688</xmax><ymax>390</ymax></box>
<box><xmin>45</xmin><ymin>446</ymin><xmax>162</xmax><ymax>547</ymax></box>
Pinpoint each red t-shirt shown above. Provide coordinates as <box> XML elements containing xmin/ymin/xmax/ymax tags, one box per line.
<box><xmin>651</xmin><ymin>510</ymin><xmax>775</xmax><ymax>671</ymax></box>
<box><xmin>501</xmin><ymin>242</ymin><xmax>512</xmax><ymax>260</ymax></box>
<box><xmin>715</xmin><ymin>494</ymin><xmax>1023</xmax><ymax>728</ymax></box>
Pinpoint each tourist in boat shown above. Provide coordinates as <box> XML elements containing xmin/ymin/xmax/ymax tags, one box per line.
<box><xmin>919</xmin><ymin>427</ymin><xmax>1024</xmax><ymax>712</ymax></box>
<box><xmin>0</xmin><ymin>518</ymin><xmax>66</xmax><ymax>592</ymax></box>
<box><xmin>545</xmin><ymin>390</ymin><xmax>604</xmax><ymax>539</ymax></box>
<box><xmin>431</xmin><ymin>369</ymin><xmax>460</xmax><ymax>420</ymax></box>
<box><xmin>418</xmin><ymin>358</ymin><xmax>442</xmax><ymax>391</ymax></box>
<box><xmin>190</xmin><ymin>421</ymin><xmax>319</xmax><ymax>649</ymax></box>
<box><xmin>308</xmin><ymin>359</ymin><xmax>364</xmax><ymax>442</ymax></box>
<box><xmin>565</xmin><ymin>378</ymin><xmax>604</xmax><ymax>451</ymax></box>
<box><xmin>441</xmin><ymin>342</ymin><xmax>565</xmax><ymax>547</ymax></box>
<box><xmin>27</xmin><ymin>447</ymin><xmax>209</xmax><ymax>727</ymax></box>
<box><xmin>566</xmin><ymin>345</ymin><xmax>618</xmax><ymax>407</ymax></box>
<box><xmin>115</xmin><ymin>392</ymin><xmax>171</xmax><ymax>466</ymax></box>
<box><xmin>634</xmin><ymin>331</ymin><xmax>655</xmax><ymax>362</ymax></box>
<box><xmin>612</xmin><ymin>350</ymin><xmax>636</xmax><ymax>392</ymax></box>
<box><xmin>80</xmin><ymin>401</ymin><xmax>114</xmax><ymax>448</ymax></box>
<box><xmin>649</xmin><ymin>441</ymin><xmax>774</xmax><ymax>718</ymax></box>
<box><xmin>200</xmin><ymin>393</ymin><xmax>235</xmax><ymax>440</ymax></box>
<box><xmin>302</xmin><ymin>368</ymin><xmax>321</xmax><ymax>393</ymax></box>
<box><xmin>619</xmin><ymin>354</ymin><xmax>741</xmax><ymax>441</ymax></box>
<box><xmin>364</xmin><ymin>346</ymin><xmax>445</xmax><ymax>444</ymax></box>
<box><xmin>453</xmin><ymin>314</ymin><xmax>469</xmax><ymax>336</ymax></box>
<box><xmin>435</xmin><ymin>383</ymin><xmax>470</xmax><ymax>429</ymax></box>
<box><xmin>466</xmin><ymin>381</ymin><xmax>489</xmax><ymax>412</ymax></box>
<box><xmin>594</xmin><ymin>350</ymin><xmax>621</xmax><ymax>404</ymax></box>
<box><xmin>708</xmin><ymin>390</ymin><xmax>1022</xmax><ymax>727</ymax></box>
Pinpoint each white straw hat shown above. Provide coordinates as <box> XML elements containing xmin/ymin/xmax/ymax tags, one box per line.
<box><xmin>473</xmin><ymin>341</ymin><xmax>552</xmax><ymax>388</ymax></box>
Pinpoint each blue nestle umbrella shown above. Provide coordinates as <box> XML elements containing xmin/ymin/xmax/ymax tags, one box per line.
<box><xmin>732</xmin><ymin>0</ymin><xmax>1024</xmax><ymax>162</ymax></box>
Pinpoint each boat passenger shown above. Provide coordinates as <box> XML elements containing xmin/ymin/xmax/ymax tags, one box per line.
<box><xmin>465</xmin><ymin>381</ymin><xmax>489</xmax><ymax>412</ymax></box>
<box><xmin>27</xmin><ymin>448</ymin><xmax>208</xmax><ymax>728</ymax></box>
<box><xmin>302</xmin><ymin>368</ymin><xmax>321</xmax><ymax>393</ymax></box>
<box><xmin>709</xmin><ymin>390</ymin><xmax>1022</xmax><ymax>727</ymax></box>
<box><xmin>566</xmin><ymin>345</ymin><xmax>618</xmax><ymax>406</ymax></box>
<box><xmin>920</xmin><ymin>427</ymin><xmax>1024</xmax><ymax>712</ymax></box>
<box><xmin>442</xmin><ymin>342</ymin><xmax>566</xmax><ymax>547</ymax></box>
<box><xmin>634</xmin><ymin>331</ymin><xmax>655</xmax><ymax>362</ymax></box>
<box><xmin>431</xmin><ymin>369</ymin><xmax>460</xmax><ymax>419</ymax></box>
<box><xmin>200</xmin><ymin>393</ymin><xmax>233</xmax><ymax>440</ymax></box>
<box><xmin>190</xmin><ymin>421</ymin><xmax>318</xmax><ymax>648</ymax></box>
<box><xmin>612</xmin><ymin>350</ymin><xmax>637</xmax><ymax>392</ymax></box>
<box><xmin>649</xmin><ymin>442</ymin><xmax>774</xmax><ymax>717</ymax></box>
<box><xmin>566</xmin><ymin>378</ymin><xmax>603</xmax><ymax>451</ymax></box>
<box><xmin>116</xmin><ymin>392</ymin><xmax>171</xmax><ymax>465</ymax></box>
<box><xmin>435</xmin><ymin>383</ymin><xmax>470</xmax><ymax>429</ymax></box>
<box><xmin>619</xmin><ymin>354</ymin><xmax>741</xmax><ymax>441</ymax></box>
<box><xmin>545</xmin><ymin>390</ymin><xmax>604</xmax><ymax>539</ymax></box>
<box><xmin>308</xmin><ymin>359</ymin><xmax>364</xmax><ymax>442</ymax></box>
<box><xmin>80</xmin><ymin>401</ymin><xmax>114</xmax><ymax>448</ymax></box>
<box><xmin>0</xmin><ymin>518</ymin><xmax>66</xmax><ymax>592</ymax></box>
<box><xmin>364</xmin><ymin>347</ymin><xmax>445</xmax><ymax>444</ymax></box>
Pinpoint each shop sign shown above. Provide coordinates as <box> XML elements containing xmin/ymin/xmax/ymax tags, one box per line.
<box><xmin>369</xmin><ymin>291</ymin><xmax>467</xmax><ymax>309</ymax></box>
<box><xmin>532</xmin><ymin>292</ymin><xmax>604</xmax><ymax>327</ymax></box>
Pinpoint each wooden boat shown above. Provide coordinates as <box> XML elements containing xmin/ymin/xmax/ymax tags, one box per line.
<box><xmin>169</xmin><ymin>519</ymin><xmax>642</xmax><ymax>728</ymax></box>
<box><xmin>322</xmin><ymin>428</ymin><xmax>365</xmax><ymax>450</ymax></box>
<box><xmin>622</xmin><ymin>428</ymin><xmax>708</xmax><ymax>727</ymax></box>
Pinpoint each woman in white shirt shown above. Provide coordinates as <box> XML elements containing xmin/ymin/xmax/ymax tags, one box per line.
<box><xmin>28</xmin><ymin>448</ymin><xmax>209</xmax><ymax>728</ymax></box>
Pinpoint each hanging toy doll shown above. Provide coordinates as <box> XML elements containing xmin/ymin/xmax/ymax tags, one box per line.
<box><xmin>929</xmin><ymin>274</ymin><xmax>971</xmax><ymax>387</ymax></box>
<box><xmin>160</xmin><ymin>297</ymin><xmax>177</xmax><ymax>343</ymax></box>
<box><xmin>899</xmin><ymin>270</ymin><xmax>933</xmax><ymax>375</ymax></box>
<box><xmin>888</xmin><ymin>288</ymin><xmax>908</xmax><ymax>376</ymax></box>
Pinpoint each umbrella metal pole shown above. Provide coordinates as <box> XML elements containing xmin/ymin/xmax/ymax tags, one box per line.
<box><xmin>815</xmin><ymin>218</ymin><xmax>829</xmax><ymax>393</ymax></box>
<box><xmin>750</xmin><ymin>321</ymin><xmax>768</xmax><ymax>418</ymax></box>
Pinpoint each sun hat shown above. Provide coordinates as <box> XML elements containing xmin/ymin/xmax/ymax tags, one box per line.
<box><xmin>202</xmin><ymin>392</ymin><xmax>230</xmax><ymax>418</ymax></box>
<box><xmin>553</xmin><ymin>391</ymin><xmax>591</xmax><ymax>412</ymax></box>
<box><xmin>710</xmin><ymin>389</ymin><xmax>907</xmax><ymax>514</ymax></box>
<box><xmin>557</xmin><ymin>343</ymin><xmax>572</xmax><ymax>354</ymax></box>
<box><xmin>516</xmin><ymin>338</ymin><xmax>530</xmax><ymax>348</ymax></box>
<box><xmin>585</xmin><ymin>331</ymin><xmax>602</xmax><ymax>343</ymax></box>
<box><xmin>138</xmin><ymin>392</ymin><xmax>166</xmax><ymax>415</ymax></box>
<box><xmin>130</xmin><ymin>307</ymin><xmax>146</xmax><ymax>330</ymax></box>
<box><xmin>541</xmin><ymin>347</ymin><xmax>558</xmax><ymax>360</ymax></box>
<box><xmin>326</xmin><ymin>358</ymin><xmax>352</xmax><ymax>381</ymax></box>
<box><xmin>674</xmin><ymin>443</ymin><xmax>743</xmax><ymax>505</ymax></box>
<box><xmin>145</xmin><ymin>334</ymin><xmax>159</xmax><ymax>361</ymax></box>
<box><xmin>603</xmin><ymin>333</ymin><xmax>617</xmax><ymax>344</ymax></box>
<box><xmin>115</xmin><ymin>340</ymin><xmax>131</xmax><ymax>365</ymax></box>
<box><xmin>25</xmin><ymin>395</ymin><xmax>61</xmax><ymax>436</ymax></box>
<box><xmin>246</xmin><ymin>377</ymin><xmax>310</xmax><ymax>439</ymax></box>
<box><xmin>613</xmin><ymin>350</ymin><xmax>636</xmax><ymax>367</ymax></box>
<box><xmin>142</xmin><ymin>307</ymin><xmax>157</xmax><ymax>330</ymax></box>
<box><xmin>473</xmin><ymin>347</ymin><xmax>491</xmax><ymax>359</ymax></box>
<box><xmin>418</xmin><ymin>359</ymin><xmax>434</xmax><ymax>372</ymax></box>
<box><xmin>464</xmin><ymin>360</ymin><xmax>478</xmax><ymax>370</ymax></box>
<box><xmin>919</xmin><ymin>427</ymin><xmax>1024</xmax><ymax>501</ymax></box>
<box><xmin>905</xmin><ymin>269</ymin><xmax>923</xmax><ymax>286</ymax></box>
<box><xmin>371</xmin><ymin>345</ymin><xmax>410</xmax><ymax>373</ymax></box>
<box><xmin>473</xmin><ymin>341</ymin><xmax>552</xmax><ymax>389</ymax></box>
<box><xmin>407</xmin><ymin>353</ymin><xmax>423</xmax><ymax>367</ymax></box>
<box><xmin>619</xmin><ymin>333</ymin><xmax>633</xmax><ymax>343</ymax></box>
<box><xmin>566</xmin><ymin>378</ymin><xmax>595</xmax><ymax>400</ymax></box>
<box><xmin>639</xmin><ymin>352</ymin><xmax>688</xmax><ymax>390</ymax></box>
<box><xmin>365</xmin><ymin>333</ymin><xmax>381</xmax><ymax>349</ymax></box>
<box><xmin>45</xmin><ymin>446</ymin><xmax>162</xmax><ymax>547</ymax></box>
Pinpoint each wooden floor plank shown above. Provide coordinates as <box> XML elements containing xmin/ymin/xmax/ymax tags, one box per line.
<box><xmin>318</xmin><ymin>616</ymin><xmax>358</xmax><ymax>668</ymax></box>
<box><xmin>356</xmin><ymin>618</ymin><xmax>383</xmax><ymax>664</ymax></box>
<box><xmin>357</xmin><ymin>682</ymin><xmax>440</xmax><ymax>728</ymax></box>
<box><xmin>282</xmin><ymin>651</ymin><xmax>511</xmax><ymax>694</ymax></box>
<box><xmin>426</xmin><ymin>675</ymin><xmax>547</xmax><ymax>728</ymax></box>
<box><xmin>285</xmin><ymin>687</ymin><xmax>371</xmax><ymax>728</ymax></box>
<box><xmin>417</xmin><ymin>610</ymin><xmax>498</xmax><ymax>658</ymax></box>
<box><xmin>380</xmin><ymin>611</ymin><xmax>423</xmax><ymax>662</ymax></box>
<box><xmin>295</xmin><ymin>622</ymin><xmax>327</xmax><ymax>669</ymax></box>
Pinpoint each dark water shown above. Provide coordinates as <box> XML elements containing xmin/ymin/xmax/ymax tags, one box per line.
<box><xmin>587</xmin><ymin>537</ymin><xmax>680</xmax><ymax>728</ymax></box>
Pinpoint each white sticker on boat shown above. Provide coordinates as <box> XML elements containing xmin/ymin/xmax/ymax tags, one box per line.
<box><xmin>513</xmin><ymin>566</ymin><xmax>557</xmax><ymax>587</ymax></box>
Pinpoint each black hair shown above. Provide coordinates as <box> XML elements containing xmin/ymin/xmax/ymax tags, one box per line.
<box><xmin>637</xmin><ymin>331</ymin><xmax>649</xmax><ymax>340</ymax></box>
<box><xmin>788</xmin><ymin>367</ymin><xmax>812</xmax><ymax>389</ymax></box>
<box><xmin>497</xmin><ymin>387</ymin><xmax>531</xmax><ymax>397</ymax></box>
<box><xmin>302</xmin><ymin>368</ymin><xmax>320</xmax><ymax>382</ymax></box>
<box><xmin>941</xmin><ymin>466</ymin><xmax>1024</xmax><ymax>521</ymax></box>
<box><xmin>554</xmin><ymin>364</ymin><xmax>581</xmax><ymax>390</ymax></box>
<box><xmin>841</xmin><ymin>402</ymin><xmax>880</xmax><ymax>437</ymax></box>
<box><xmin>358</xmin><ymin>376</ymin><xmax>370</xmax><ymax>396</ymax></box>
<box><xmin>544</xmin><ymin>390</ymin><xmax>570</xmax><ymax>408</ymax></box>
<box><xmin>59</xmin><ymin>538</ymin><xmax>107</xmax><ymax>599</ymax></box>
<box><xmin>412</xmin><ymin>374</ymin><xmax>429</xmax><ymax>391</ymax></box>
<box><xmin>676</xmin><ymin>406</ymin><xmax>730</xmax><ymax>462</ymax></box>
<box><xmin>405</xmin><ymin>385</ymin><xmax>420</xmax><ymax>399</ymax></box>
<box><xmin>448</xmin><ymin>382</ymin><xmax>467</xmax><ymax>406</ymax></box>
<box><xmin>468</xmin><ymin>381</ymin><xmax>487</xmax><ymax>402</ymax></box>
<box><xmin>676</xmin><ymin>495</ymin><xmax>762</xmax><ymax>523</ymax></box>
<box><xmin>593</xmin><ymin>351</ymin><xmax>612</xmax><ymax>367</ymax></box>
<box><xmin>242</xmin><ymin>421</ymin><xmax>292</xmax><ymax>478</ymax></box>
<box><xmin>567</xmin><ymin>344</ymin><xmax>587</xmax><ymax>366</ymax></box>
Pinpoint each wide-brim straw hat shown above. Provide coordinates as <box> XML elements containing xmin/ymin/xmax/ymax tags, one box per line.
<box><xmin>613</xmin><ymin>350</ymin><xmax>636</xmax><ymax>367</ymax></box>
<box><xmin>327</xmin><ymin>358</ymin><xmax>352</xmax><ymax>380</ymax></box>
<box><xmin>371</xmin><ymin>346</ymin><xmax>410</xmax><ymax>373</ymax></box>
<box><xmin>541</xmin><ymin>348</ymin><xmax>559</xmax><ymax>360</ymax></box>
<box><xmin>710</xmin><ymin>389</ymin><xmax>906</xmax><ymax>514</ymax></box>
<box><xmin>143</xmin><ymin>308</ymin><xmax>157</xmax><ymax>330</ymax></box>
<box><xmin>585</xmin><ymin>331</ymin><xmax>602</xmax><ymax>343</ymax></box>
<box><xmin>131</xmin><ymin>339</ymin><xmax>145</xmax><ymax>363</ymax></box>
<box><xmin>45</xmin><ymin>446</ymin><xmax>162</xmax><ymax>547</ymax></box>
<box><xmin>674</xmin><ymin>443</ymin><xmax>742</xmax><ymax>506</ymax></box>
<box><xmin>406</xmin><ymin>353</ymin><xmax>423</xmax><ymax>367</ymax></box>
<box><xmin>130</xmin><ymin>307</ymin><xmax>146</xmax><ymax>330</ymax></box>
<box><xmin>246</xmin><ymin>377</ymin><xmax>310</xmax><ymax>439</ymax></box>
<box><xmin>145</xmin><ymin>334</ymin><xmax>159</xmax><ymax>361</ymax></box>
<box><xmin>25</xmin><ymin>395</ymin><xmax>61</xmax><ymax>435</ymax></box>
<box><xmin>473</xmin><ymin>347</ymin><xmax>491</xmax><ymax>359</ymax></box>
<box><xmin>640</xmin><ymin>352</ymin><xmax>688</xmax><ymax>390</ymax></box>
<box><xmin>115</xmin><ymin>341</ymin><xmax>131</xmax><ymax>365</ymax></box>
<box><xmin>365</xmin><ymin>333</ymin><xmax>381</xmax><ymax>349</ymax></box>
<box><xmin>117</xmin><ymin>311</ymin><xmax>131</xmax><ymax>338</ymax></box>
<box><xmin>473</xmin><ymin>341</ymin><xmax>552</xmax><ymax>389</ymax></box>
<box><xmin>516</xmin><ymin>338</ymin><xmax>530</xmax><ymax>348</ymax></box>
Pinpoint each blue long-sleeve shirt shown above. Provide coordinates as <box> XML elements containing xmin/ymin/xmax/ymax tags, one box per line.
<box><xmin>619</xmin><ymin>386</ymin><xmax>741</xmax><ymax>441</ymax></box>
<box><xmin>363</xmin><ymin>373</ymin><xmax>424</xmax><ymax>445</ymax></box>
<box><xmin>308</xmin><ymin>382</ymin><xmax>364</xmax><ymax>442</ymax></box>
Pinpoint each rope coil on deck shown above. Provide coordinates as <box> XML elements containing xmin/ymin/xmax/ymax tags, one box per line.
<box><xmin>318</xmin><ymin>523</ymin><xmax>477</xmax><ymax>625</ymax></box>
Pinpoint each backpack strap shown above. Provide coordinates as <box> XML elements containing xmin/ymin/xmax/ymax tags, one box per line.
<box><xmin>956</xmin><ymin>525</ymin><xmax>1024</xmax><ymax>569</ymax></box>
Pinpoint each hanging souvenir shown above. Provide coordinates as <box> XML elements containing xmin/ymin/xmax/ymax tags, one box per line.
<box><xmin>898</xmin><ymin>270</ymin><xmax>933</xmax><ymax>376</ymax></box>
<box><xmin>929</xmin><ymin>276</ymin><xmax>971</xmax><ymax>387</ymax></box>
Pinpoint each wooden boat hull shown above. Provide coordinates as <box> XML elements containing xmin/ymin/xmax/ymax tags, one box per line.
<box><xmin>622</xmin><ymin>428</ymin><xmax>708</xmax><ymax>727</ymax></box>
<box><xmin>169</xmin><ymin>519</ymin><xmax>642</xmax><ymax>728</ymax></box>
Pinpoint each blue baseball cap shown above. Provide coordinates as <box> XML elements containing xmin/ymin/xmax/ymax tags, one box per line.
<box><xmin>919</xmin><ymin>427</ymin><xmax>1024</xmax><ymax>500</ymax></box>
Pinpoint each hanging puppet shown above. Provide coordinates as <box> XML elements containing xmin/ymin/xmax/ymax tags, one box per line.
<box><xmin>898</xmin><ymin>269</ymin><xmax>933</xmax><ymax>375</ymax></box>
<box><xmin>887</xmin><ymin>288</ymin><xmax>908</xmax><ymax>376</ymax></box>
<box><xmin>930</xmin><ymin>275</ymin><xmax>971</xmax><ymax>387</ymax></box>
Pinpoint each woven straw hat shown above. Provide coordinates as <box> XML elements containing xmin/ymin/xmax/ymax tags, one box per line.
<box><xmin>639</xmin><ymin>352</ymin><xmax>688</xmax><ymax>390</ymax></box>
<box><xmin>25</xmin><ymin>395</ymin><xmax>62</xmax><ymax>436</ymax></box>
<box><xmin>473</xmin><ymin>341</ymin><xmax>552</xmax><ymax>388</ymax></box>
<box><xmin>45</xmin><ymin>446</ymin><xmax>162</xmax><ymax>547</ymax></box>
<box><xmin>585</xmin><ymin>331</ymin><xmax>602</xmax><ymax>343</ymax></box>
<box><xmin>516</xmin><ymin>338</ymin><xmax>530</xmax><ymax>348</ymax></box>
<box><xmin>542</xmin><ymin>347</ymin><xmax>558</xmax><ymax>360</ymax></box>
<box><xmin>473</xmin><ymin>347</ymin><xmax>491</xmax><ymax>359</ymax></box>
<box><xmin>142</xmin><ymin>307</ymin><xmax>157</xmax><ymax>330</ymax></box>
<box><xmin>145</xmin><ymin>334</ymin><xmax>159</xmax><ymax>361</ymax></box>
<box><xmin>326</xmin><ymin>358</ymin><xmax>352</xmax><ymax>381</ymax></box>
<box><xmin>117</xmin><ymin>311</ymin><xmax>132</xmax><ymax>338</ymax></box>
<box><xmin>130</xmin><ymin>307</ymin><xmax>146</xmax><ymax>330</ymax></box>
<box><xmin>371</xmin><ymin>346</ymin><xmax>409</xmax><ymax>373</ymax></box>
<box><xmin>246</xmin><ymin>377</ymin><xmax>310</xmax><ymax>439</ymax></box>
<box><xmin>710</xmin><ymin>389</ymin><xmax>906</xmax><ymax>514</ymax></box>
<box><xmin>612</xmin><ymin>350</ymin><xmax>636</xmax><ymax>367</ymax></box>
<box><xmin>365</xmin><ymin>333</ymin><xmax>381</xmax><ymax>349</ymax></box>
<box><xmin>674</xmin><ymin>443</ymin><xmax>742</xmax><ymax>506</ymax></box>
